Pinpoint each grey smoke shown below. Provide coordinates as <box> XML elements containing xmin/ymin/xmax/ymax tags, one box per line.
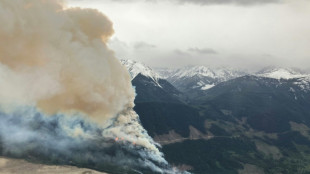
<box><xmin>0</xmin><ymin>107</ymin><xmax>174</xmax><ymax>173</ymax></box>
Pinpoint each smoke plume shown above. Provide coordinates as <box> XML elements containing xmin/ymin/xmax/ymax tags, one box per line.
<box><xmin>0</xmin><ymin>0</ymin><xmax>178</xmax><ymax>173</ymax></box>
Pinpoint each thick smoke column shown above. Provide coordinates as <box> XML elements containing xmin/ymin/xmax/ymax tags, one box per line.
<box><xmin>0</xmin><ymin>0</ymin><xmax>132</xmax><ymax>124</ymax></box>
<box><xmin>0</xmin><ymin>0</ymin><xmax>178</xmax><ymax>173</ymax></box>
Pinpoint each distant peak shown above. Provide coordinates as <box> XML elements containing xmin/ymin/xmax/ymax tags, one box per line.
<box><xmin>257</xmin><ymin>67</ymin><xmax>307</xmax><ymax>80</ymax></box>
<box><xmin>172</xmin><ymin>65</ymin><xmax>214</xmax><ymax>78</ymax></box>
<box><xmin>120</xmin><ymin>59</ymin><xmax>161</xmax><ymax>82</ymax></box>
<box><xmin>170</xmin><ymin>65</ymin><xmax>245</xmax><ymax>80</ymax></box>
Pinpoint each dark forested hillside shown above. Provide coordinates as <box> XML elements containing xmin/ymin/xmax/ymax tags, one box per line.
<box><xmin>132</xmin><ymin>72</ymin><xmax>310</xmax><ymax>174</ymax></box>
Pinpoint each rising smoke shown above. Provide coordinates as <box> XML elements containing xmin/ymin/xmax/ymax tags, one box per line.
<box><xmin>0</xmin><ymin>0</ymin><xmax>178</xmax><ymax>173</ymax></box>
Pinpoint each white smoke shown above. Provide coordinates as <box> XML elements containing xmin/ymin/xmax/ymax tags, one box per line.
<box><xmin>0</xmin><ymin>0</ymin><xmax>180</xmax><ymax>173</ymax></box>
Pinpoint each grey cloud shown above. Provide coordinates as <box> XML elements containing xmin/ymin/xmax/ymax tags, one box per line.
<box><xmin>174</xmin><ymin>49</ymin><xmax>191</xmax><ymax>57</ymax></box>
<box><xmin>134</xmin><ymin>42</ymin><xmax>157</xmax><ymax>49</ymax></box>
<box><xmin>72</xmin><ymin>0</ymin><xmax>157</xmax><ymax>3</ymax></box>
<box><xmin>188</xmin><ymin>47</ymin><xmax>218</xmax><ymax>55</ymax></box>
<box><xmin>109</xmin><ymin>37</ymin><xmax>129</xmax><ymax>48</ymax></box>
<box><xmin>72</xmin><ymin>0</ymin><xmax>281</xmax><ymax>6</ymax></box>
<box><xmin>111</xmin><ymin>0</ymin><xmax>157</xmax><ymax>2</ymax></box>
<box><xmin>170</xmin><ymin>0</ymin><xmax>282</xmax><ymax>6</ymax></box>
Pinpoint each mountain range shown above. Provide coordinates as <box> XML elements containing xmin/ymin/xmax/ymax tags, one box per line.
<box><xmin>121</xmin><ymin>59</ymin><xmax>310</xmax><ymax>174</ymax></box>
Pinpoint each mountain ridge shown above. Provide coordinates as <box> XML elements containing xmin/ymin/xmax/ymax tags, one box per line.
<box><xmin>120</xmin><ymin>59</ymin><xmax>310</xmax><ymax>174</ymax></box>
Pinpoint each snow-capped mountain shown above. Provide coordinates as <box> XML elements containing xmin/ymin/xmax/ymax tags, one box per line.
<box><xmin>123</xmin><ymin>59</ymin><xmax>310</xmax><ymax>101</ymax></box>
<box><xmin>255</xmin><ymin>67</ymin><xmax>310</xmax><ymax>92</ymax></box>
<box><xmin>256</xmin><ymin>67</ymin><xmax>308</xmax><ymax>80</ymax></box>
<box><xmin>121</xmin><ymin>59</ymin><xmax>184</xmax><ymax>103</ymax></box>
<box><xmin>157</xmin><ymin>66</ymin><xmax>246</xmax><ymax>92</ymax></box>
<box><xmin>169</xmin><ymin>66</ymin><xmax>243</xmax><ymax>80</ymax></box>
<box><xmin>121</xmin><ymin>59</ymin><xmax>161</xmax><ymax>82</ymax></box>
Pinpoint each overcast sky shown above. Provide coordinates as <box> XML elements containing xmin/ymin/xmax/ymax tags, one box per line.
<box><xmin>67</xmin><ymin>0</ymin><xmax>310</xmax><ymax>71</ymax></box>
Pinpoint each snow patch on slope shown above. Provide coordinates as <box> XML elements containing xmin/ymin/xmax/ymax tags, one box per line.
<box><xmin>201</xmin><ymin>84</ymin><xmax>215</xmax><ymax>90</ymax></box>
<box><xmin>294</xmin><ymin>76</ymin><xmax>310</xmax><ymax>92</ymax></box>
